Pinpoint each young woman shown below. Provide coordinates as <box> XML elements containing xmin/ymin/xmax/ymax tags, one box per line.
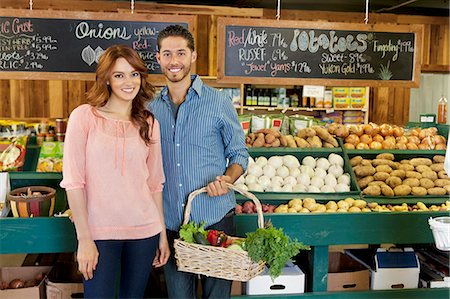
<box><xmin>61</xmin><ymin>45</ymin><xmax>169</xmax><ymax>298</ymax></box>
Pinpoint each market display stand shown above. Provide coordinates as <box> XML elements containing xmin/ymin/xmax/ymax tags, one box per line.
<box><xmin>2</xmin><ymin>171</ymin><xmax>449</xmax><ymax>298</ymax></box>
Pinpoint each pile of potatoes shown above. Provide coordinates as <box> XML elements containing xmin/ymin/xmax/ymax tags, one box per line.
<box><xmin>246</xmin><ymin>129</ymin><xmax>287</xmax><ymax>148</ymax></box>
<box><xmin>284</xmin><ymin>126</ymin><xmax>339</xmax><ymax>148</ymax></box>
<box><xmin>351</xmin><ymin>153</ymin><xmax>450</xmax><ymax>196</ymax></box>
<box><xmin>269</xmin><ymin>198</ymin><xmax>450</xmax><ymax>213</ymax></box>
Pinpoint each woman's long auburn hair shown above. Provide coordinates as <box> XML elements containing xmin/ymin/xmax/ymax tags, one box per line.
<box><xmin>86</xmin><ymin>45</ymin><xmax>156</xmax><ymax>145</ymax></box>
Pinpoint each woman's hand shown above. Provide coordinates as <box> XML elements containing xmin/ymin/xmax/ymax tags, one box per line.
<box><xmin>77</xmin><ymin>239</ymin><xmax>99</xmax><ymax>280</ymax></box>
<box><xmin>153</xmin><ymin>232</ymin><xmax>170</xmax><ymax>268</ymax></box>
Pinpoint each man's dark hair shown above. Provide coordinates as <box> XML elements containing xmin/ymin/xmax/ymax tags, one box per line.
<box><xmin>157</xmin><ymin>25</ymin><xmax>195</xmax><ymax>52</ymax></box>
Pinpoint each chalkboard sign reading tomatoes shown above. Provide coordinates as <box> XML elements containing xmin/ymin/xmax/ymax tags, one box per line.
<box><xmin>217</xmin><ymin>18</ymin><xmax>422</xmax><ymax>87</ymax></box>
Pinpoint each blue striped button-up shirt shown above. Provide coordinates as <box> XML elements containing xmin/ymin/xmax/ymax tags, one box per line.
<box><xmin>149</xmin><ymin>75</ymin><xmax>249</xmax><ymax>231</ymax></box>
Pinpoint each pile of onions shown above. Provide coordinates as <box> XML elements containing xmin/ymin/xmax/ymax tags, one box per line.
<box><xmin>338</xmin><ymin>123</ymin><xmax>446</xmax><ymax>150</ymax></box>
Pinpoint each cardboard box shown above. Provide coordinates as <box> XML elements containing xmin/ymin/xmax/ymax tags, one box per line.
<box><xmin>346</xmin><ymin>247</ymin><xmax>420</xmax><ymax>290</ymax></box>
<box><xmin>246</xmin><ymin>262</ymin><xmax>305</xmax><ymax>295</ymax></box>
<box><xmin>332</xmin><ymin>87</ymin><xmax>350</xmax><ymax>108</ymax></box>
<box><xmin>328</xmin><ymin>252</ymin><xmax>369</xmax><ymax>291</ymax></box>
<box><xmin>46</xmin><ymin>262</ymin><xmax>83</xmax><ymax>299</ymax></box>
<box><xmin>349</xmin><ymin>87</ymin><xmax>366</xmax><ymax>108</ymax></box>
<box><xmin>231</xmin><ymin>281</ymin><xmax>242</xmax><ymax>296</ymax></box>
<box><xmin>0</xmin><ymin>266</ymin><xmax>51</xmax><ymax>299</ymax></box>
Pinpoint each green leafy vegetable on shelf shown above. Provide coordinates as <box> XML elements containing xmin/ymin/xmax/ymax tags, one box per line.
<box><xmin>179</xmin><ymin>221</ymin><xmax>207</xmax><ymax>244</ymax></box>
<box><xmin>244</xmin><ymin>221</ymin><xmax>309</xmax><ymax>279</ymax></box>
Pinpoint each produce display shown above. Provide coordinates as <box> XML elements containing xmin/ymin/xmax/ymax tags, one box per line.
<box><xmin>329</xmin><ymin>122</ymin><xmax>447</xmax><ymax>150</ymax></box>
<box><xmin>350</xmin><ymin>153</ymin><xmax>450</xmax><ymax>196</ymax></box>
<box><xmin>178</xmin><ymin>221</ymin><xmax>306</xmax><ymax>278</ymax></box>
<box><xmin>236</xmin><ymin>198</ymin><xmax>450</xmax><ymax>214</ymax></box>
<box><xmin>235</xmin><ymin>154</ymin><xmax>351</xmax><ymax>193</ymax></box>
<box><xmin>0</xmin><ymin>272</ymin><xmax>45</xmax><ymax>290</ymax></box>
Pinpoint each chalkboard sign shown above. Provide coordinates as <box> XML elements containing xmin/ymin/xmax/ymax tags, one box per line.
<box><xmin>0</xmin><ymin>9</ymin><xmax>196</xmax><ymax>80</ymax></box>
<box><xmin>217</xmin><ymin>18</ymin><xmax>422</xmax><ymax>87</ymax></box>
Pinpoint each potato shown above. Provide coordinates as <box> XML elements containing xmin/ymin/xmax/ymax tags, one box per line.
<box><xmin>350</xmin><ymin>156</ymin><xmax>363</xmax><ymax>166</ymax></box>
<box><xmin>415</xmin><ymin>165</ymin><xmax>432</xmax><ymax>173</ymax></box>
<box><xmin>376</xmin><ymin>165</ymin><xmax>393</xmax><ymax>173</ymax></box>
<box><xmin>410</xmin><ymin>158</ymin><xmax>433</xmax><ymax>167</ymax></box>
<box><xmin>392</xmin><ymin>162</ymin><xmax>401</xmax><ymax>170</ymax></box>
<box><xmin>299</xmin><ymin>208</ymin><xmax>311</xmax><ymax>213</ymax></box>
<box><xmin>381</xmin><ymin>184</ymin><xmax>395</xmax><ymax>196</ymax></box>
<box><xmin>363</xmin><ymin>185</ymin><xmax>381</xmax><ymax>196</ymax></box>
<box><xmin>265</xmin><ymin>134</ymin><xmax>276</xmax><ymax>144</ymax></box>
<box><xmin>285</xmin><ymin>135</ymin><xmax>297</xmax><ymax>148</ymax></box>
<box><xmin>405</xmin><ymin>171</ymin><xmax>422</xmax><ymax>179</ymax></box>
<box><xmin>368</xmin><ymin>181</ymin><xmax>385</xmax><ymax>187</ymax></box>
<box><xmin>421</xmin><ymin>170</ymin><xmax>438</xmax><ymax>180</ymax></box>
<box><xmin>304</xmin><ymin>202</ymin><xmax>318</xmax><ymax>211</ymax></box>
<box><xmin>411</xmin><ymin>186</ymin><xmax>427</xmax><ymax>196</ymax></box>
<box><xmin>386</xmin><ymin>176</ymin><xmax>402</xmax><ymax>188</ymax></box>
<box><xmin>430</xmin><ymin>163</ymin><xmax>445</xmax><ymax>172</ymax></box>
<box><xmin>443</xmin><ymin>185</ymin><xmax>450</xmax><ymax>194</ymax></box>
<box><xmin>352</xmin><ymin>199</ymin><xmax>367</xmax><ymax>209</ymax></box>
<box><xmin>402</xmin><ymin>178</ymin><xmax>420</xmax><ymax>187</ymax></box>
<box><xmin>434</xmin><ymin>179</ymin><xmax>450</xmax><ymax>187</ymax></box>
<box><xmin>393</xmin><ymin>185</ymin><xmax>412</xmax><ymax>196</ymax></box>
<box><xmin>376</xmin><ymin>153</ymin><xmax>395</xmax><ymax>160</ymax></box>
<box><xmin>303</xmin><ymin>198</ymin><xmax>316</xmax><ymax>206</ymax></box>
<box><xmin>337</xmin><ymin>200</ymin><xmax>350</xmax><ymax>210</ymax></box>
<box><xmin>288</xmin><ymin>198</ymin><xmax>303</xmax><ymax>207</ymax></box>
<box><xmin>419</xmin><ymin>178</ymin><xmax>435</xmax><ymax>189</ymax></box>
<box><xmin>315</xmin><ymin>204</ymin><xmax>327</xmax><ymax>213</ymax></box>
<box><xmin>325</xmin><ymin>201</ymin><xmax>338</xmax><ymax>211</ymax></box>
<box><xmin>271</xmin><ymin>138</ymin><xmax>281</xmax><ymax>147</ymax></box>
<box><xmin>371</xmin><ymin>159</ymin><xmax>394</xmax><ymax>167</ymax></box>
<box><xmin>373</xmin><ymin>172</ymin><xmax>390</xmax><ymax>181</ymax></box>
<box><xmin>427</xmin><ymin>187</ymin><xmax>447</xmax><ymax>195</ymax></box>
<box><xmin>297</xmin><ymin>128</ymin><xmax>316</xmax><ymax>139</ymax></box>
<box><xmin>294</xmin><ymin>137</ymin><xmax>310</xmax><ymax>148</ymax></box>
<box><xmin>398</xmin><ymin>164</ymin><xmax>415</xmax><ymax>171</ymax></box>
<box><xmin>438</xmin><ymin>170</ymin><xmax>449</xmax><ymax>179</ymax></box>
<box><xmin>433</xmin><ymin>155</ymin><xmax>445</xmax><ymax>163</ymax></box>
<box><xmin>400</xmin><ymin>159</ymin><xmax>411</xmax><ymax>164</ymax></box>
<box><xmin>355</xmin><ymin>166</ymin><xmax>376</xmax><ymax>177</ymax></box>
<box><xmin>344</xmin><ymin>197</ymin><xmax>355</xmax><ymax>207</ymax></box>
<box><xmin>390</xmin><ymin>169</ymin><xmax>406</xmax><ymax>179</ymax></box>
<box><xmin>417</xmin><ymin>202</ymin><xmax>429</xmax><ymax>211</ymax></box>
<box><xmin>307</xmin><ymin>135</ymin><xmax>323</xmax><ymax>148</ymax></box>
<box><xmin>361</xmin><ymin>159</ymin><xmax>373</xmax><ymax>166</ymax></box>
<box><xmin>279</xmin><ymin>135</ymin><xmax>288</xmax><ymax>147</ymax></box>
<box><xmin>348</xmin><ymin>206</ymin><xmax>362</xmax><ymax>213</ymax></box>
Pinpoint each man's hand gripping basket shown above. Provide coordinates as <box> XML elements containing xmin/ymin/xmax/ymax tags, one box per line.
<box><xmin>174</xmin><ymin>183</ymin><xmax>265</xmax><ymax>281</ymax></box>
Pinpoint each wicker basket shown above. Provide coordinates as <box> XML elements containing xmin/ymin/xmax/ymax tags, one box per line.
<box><xmin>174</xmin><ymin>183</ymin><xmax>265</xmax><ymax>281</ymax></box>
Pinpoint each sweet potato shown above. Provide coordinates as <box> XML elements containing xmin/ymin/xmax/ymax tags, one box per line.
<box><xmin>279</xmin><ymin>135</ymin><xmax>288</xmax><ymax>147</ymax></box>
<box><xmin>297</xmin><ymin>128</ymin><xmax>316</xmax><ymax>139</ymax></box>
<box><xmin>285</xmin><ymin>135</ymin><xmax>297</xmax><ymax>148</ymax></box>
<box><xmin>265</xmin><ymin>134</ymin><xmax>276</xmax><ymax>144</ymax></box>
<box><xmin>306</xmin><ymin>136</ymin><xmax>323</xmax><ymax>148</ymax></box>
<box><xmin>313</xmin><ymin>126</ymin><xmax>339</xmax><ymax>147</ymax></box>
<box><xmin>350</xmin><ymin>156</ymin><xmax>363</xmax><ymax>167</ymax></box>
<box><xmin>271</xmin><ymin>138</ymin><xmax>281</xmax><ymax>147</ymax></box>
<box><xmin>257</xmin><ymin>129</ymin><xmax>281</xmax><ymax>138</ymax></box>
<box><xmin>252</xmin><ymin>134</ymin><xmax>265</xmax><ymax>147</ymax></box>
<box><xmin>294</xmin><ymin>137</ymin><xmax>310</xmax><ymax>148</ymax></box>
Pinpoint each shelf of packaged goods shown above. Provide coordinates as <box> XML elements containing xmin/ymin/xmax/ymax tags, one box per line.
<box><xmin>242</xmin><ymin>106</ymin><xmax>367</xmax><ymax>112</ymax></box>
<box><xmin>235</xmin><ymin>211</ymin><xmax>449</xmax><ymax>295</ymax></box>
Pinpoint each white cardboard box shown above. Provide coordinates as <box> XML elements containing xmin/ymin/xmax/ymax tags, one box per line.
<box><xmin>246</xmin><ymin>262</ymin><xmax>305</xmax><ymax>295</ymax></box>
<box><xmin>371</xmin><ymin>248</ymin><xmax>420</xmax><ymax>290</ymax></box>
<box><xmin>0</xmin><ymin>266</ymin><xmax>52</xmax><ymax>299</ymax></box>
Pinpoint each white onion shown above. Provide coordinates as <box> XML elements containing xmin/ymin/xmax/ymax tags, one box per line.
<box><xmin>337</xmin><ymin>174</ymin><xmax>351</xmax><ymax>185</ymax></box>
<box><xmin>247</xmin><ymin>164</ymin><xmax>263</xmax><ymax>177</ymax></box>
<box><xmin>328</xmin><ymin>153</ymin><xmax>344</xmax><ymax>167</ymax></box>
<box><xmin>258</xmin><ymin>175</ymin><xmax>271</xmax><ymax>189</ymax></box>
<box><xmin>314</xmin><ymin>167</ymin><xmax>327</xmax><ymax>179</ymax></box>
<box><xmin>310</xmin><ymin>176</ymin><xmax>325</xmax><ymax>188</ymax></box>
<box><xmin>324</xmin><ymin>173</ymin><xmax>337</xmax><ymax>187</ymax></box>
<box><xmin>300</xmin><ymin>165</ymin><xmax>315</xmax><ymax>177</ymax></box>
<box><xmin>297</xmin><ymin>173</ymin><xmax>311</xmax><ymax>186</ymax></box>
<box><xmin>247</xmin><ymin>183</ymin><xmax>264</xmax><ymax>192</ymax></box>
<box><xmin>283</xmin><ymin>176</ymin><xmax>297</xmax><ymax>186</ymax></box>
<box><xmin>271</xmin><ymin>176</ymin><xmax>284</xmax><ymax>186</ymax></box>
<box><xmin>255</xmin><ymin>156</ymin><xmax>268</xmax><ymax>167</ymax></box>
<box><xmin>283</xmin><ymin>155</ymin><xmax>300</xmax><ymax>168</ymax></box>
<box><xmin>268</xmin><ymin>156</ymin><xmax>283</xmax><ymax>169</ymax></box>
<box><xmin>302</xmin><ymin>156</ymin><xmax>316</xmax><ymax>168</ymax></box>
<box><xmin>281</xmin><ymin>184</ymin><xmax>293</xmax><ymax>192</ymax></box>
<box><xmin>307</xmin><ymin>185</ymin><xmax>321</xmax><ymax>192</ymax></box>
<box><xmin>289</xmin><ymin>167</ymin><xmax>301</xmax><ymax>178</ymax></box>
<box><xmin>248</xmin><ymin>156</ymin><xmax>255</xmax><ymax>166</ymax></box>
<box><xmin>245</xmin><ymin>174</ymin><xmax>258</xmax><ymax>185</ymax></box>
<box><xmin>328</xmin><ymin>165</ymin><xmax>344</xmax><ymax>178</ymax></box>
<box><xmin>335</xmin><ymin>183</ymin><xmax>350</xmax><ymax>192</ymax></box>
<box><xmin>316</xmin><ymin>158</ymin><xmax>330</xmax><ymax>170</ymax></box>
<box><xmin>276</xmin><ymin>165</ymin><xmax>290</xmax><ymax>178</ymax></box>
<box><xmin>270</xmin><ymin>185</ymin><xmax>283</xmax><ymax>192</ymax></box>
<box><xmin>293</xmin><ymin>184</ymin><xmax>307</xmax><ymax>192</ymax></box>
<box><xmin>321</xmin><ymin>185</ymin><xmax>335</xmax><ymax>192</ymax></box>
<box><xmin>262</xmin><ymin>164</ymin><xmax>276</xmax><ymax>178</ymax></box>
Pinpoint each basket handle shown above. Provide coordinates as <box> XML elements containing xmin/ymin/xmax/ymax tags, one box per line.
<box><xmin>182</xmin><ymin>183</ymin><xmax>264</xmax><ymax>229</ymax></box>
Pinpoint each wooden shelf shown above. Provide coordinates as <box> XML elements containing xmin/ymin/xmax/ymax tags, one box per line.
<box><xmin>241</xmin><ymin>106</ymin><xmax>367</xmax><ymax>112</ymax></box>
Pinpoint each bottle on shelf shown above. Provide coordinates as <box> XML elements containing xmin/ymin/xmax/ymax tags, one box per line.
<box><xmin>245</xmin><ymin>85</ymin><xmax>252</xmax><ymax>106</ymax></box>
<box><xmin>437</xmin><ymin>95</ymin><xmax>448</xmax><ymax>124</ymax></box>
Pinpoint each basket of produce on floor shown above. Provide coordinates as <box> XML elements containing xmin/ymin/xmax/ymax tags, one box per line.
<box><xmin>174</xmin><ymin>183</ymin><xmax>306</xmax><ymax>281</ymax></box>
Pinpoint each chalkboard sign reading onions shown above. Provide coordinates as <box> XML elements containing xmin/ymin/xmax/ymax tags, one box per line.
<box><xmin>217</xmin><ymin>18</ymin><xmax>422</xmax><ymax>87</ymax></box>
<box><xmin>0</xmin><ymin>9</ymin><xmax>195</xmax><ymax>80</ymax></box>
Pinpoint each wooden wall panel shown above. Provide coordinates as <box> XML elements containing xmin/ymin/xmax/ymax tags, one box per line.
<box><xmin>0</xmin><ymin>80</ymin><xmax>11</xmax><ymax>117</ymax></box>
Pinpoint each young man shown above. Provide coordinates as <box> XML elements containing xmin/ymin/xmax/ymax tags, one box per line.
<box><xmin>149</xmin><ymin>25</ymin><xmax>249</xmax><ymax>298</ymax></box>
